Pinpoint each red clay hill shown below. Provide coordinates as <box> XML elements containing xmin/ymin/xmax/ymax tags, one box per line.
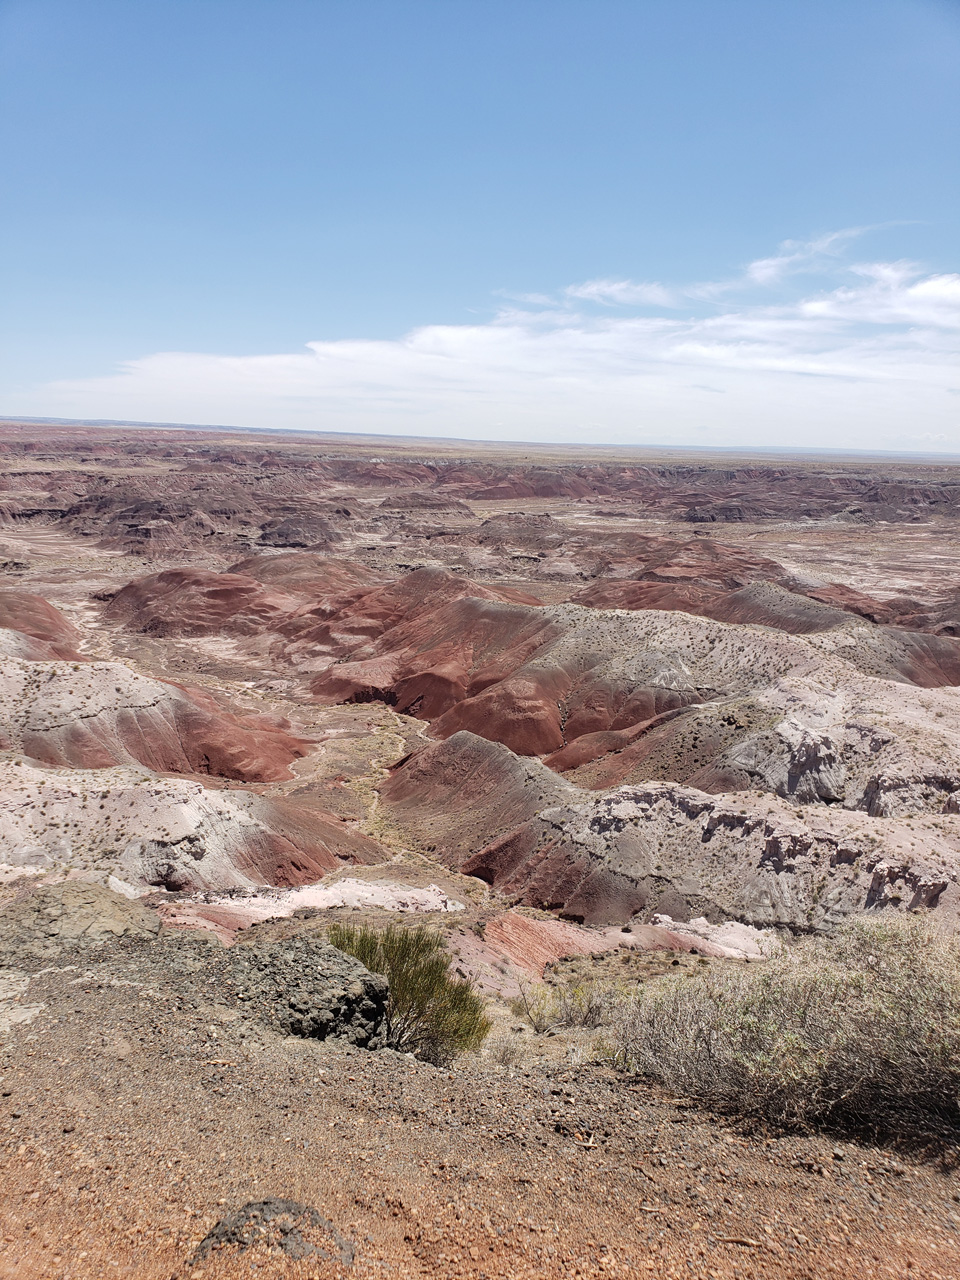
<box><xmin>0</xmin><ymin>589</ymin><xmax>310</xmax><ymax>781</ymax></box>
<box><xmin>0</xmin><ymin>587</ymin><xmax>83</xmax><ymax>659</ymax></box>
<box><xmin>106</xmin><ymin>552</ymin><xmax>960</xmax><ymax>787</ymax></box>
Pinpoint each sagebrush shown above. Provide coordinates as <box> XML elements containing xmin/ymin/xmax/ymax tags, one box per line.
<box><xmin>327</xmin><ymin>922</ymin><xmax>491</xmax><ymax>1065</ymax></box>
<box><xmin>510</xmin><ymin>978</ymin><xmax>618</xmax><ymax>1034</ymax></box>
<box><xmin>485</xmin><ymin>1032</ymin><xmax>528</xmax><ymax>1067</ymax></box>
<box><xmin>610</xmin><ymin>914</ymin><xmax>960</xmax><ymax>1140</ymax></box>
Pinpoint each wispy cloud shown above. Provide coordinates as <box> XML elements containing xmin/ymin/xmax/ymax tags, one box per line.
<box><xmin>801</xmin><ymin>263</ymin><xmax>960</xmax><ymax>328</ymax></box>
<box><xmin>564</xmin><ymin>278</ymin><xmax>676</xmax><ymax>307</ymax></box>
<box><xmin>11</xmin><ymin>233</ymin><xmax>960</xmax><ymax>452</ymax></box>
<box><xmin>743</xmin><ymin>227</ymin><xmax>870</xmax><ymax>286</ymax></box>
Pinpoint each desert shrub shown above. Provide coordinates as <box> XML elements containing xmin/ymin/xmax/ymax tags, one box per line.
<box><xmin>327</xmin><ymin>922</ymin><xmax>491</xmax><ymax>1066</ymax></box>
<box><xmin>510</xmin><ymin>978</ymin><xmax>619</xmax><ymax>1034</ymax></box>
<box><xmin>510</xmin><ymin>981</ymin><xmax>560</xmax><ymax>1034</ymax></box>
<box><xmin>553</xmin><ymin>980</ymin><xmax>616</xmax><ymax>1030</ymax></box>
<box><xmin>609</xmin><ymin>914</ymin><xmax>960</xmax><ymax>1141</ymax></box>
<box><xmin>485</xmin><ymin>1032</ymin><xmax>528</xmax><ymax>1067</ymax></box>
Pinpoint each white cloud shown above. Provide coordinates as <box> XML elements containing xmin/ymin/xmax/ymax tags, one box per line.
<box><xmin>743</xmin><ymin>227</ymin><xmax>868</xmax><ymax>286</ymax></box>
<box><xmin>564</xmin><ymin>278</ymin><xmax>676</xmax><ymax>307</ymax></box>
<box><xmin>9</xmin><ymin>236</ymin><xmax>960</xmax><ymax>452</ymax></box>
<box><xmin>801</xmin><ymin>264</ymin><xmax>960</xmax><ymax>328</ymax></box>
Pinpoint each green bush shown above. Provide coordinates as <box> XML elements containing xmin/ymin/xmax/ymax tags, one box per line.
<box><xmin>327</xmin><ymin>922</ymin><xmax>491</xmax><ymax>1066</ymax></box>
<box><xmin>610</xmin><ymin>914</ymin><xmax>960</xmax><ymax>1142</ymax></box>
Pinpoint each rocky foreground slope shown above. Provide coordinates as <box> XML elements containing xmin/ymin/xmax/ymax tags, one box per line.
<box><xmin>0</xmin><ymin>885</ymin><xmax>957</xmax><ymax>1280</ymax></box>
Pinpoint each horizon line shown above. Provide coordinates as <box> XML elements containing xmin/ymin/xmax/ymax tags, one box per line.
<box><xmin>2</xmin><ymin>415</ymin><xmax>959</xmax><ymax>464</ymax></box>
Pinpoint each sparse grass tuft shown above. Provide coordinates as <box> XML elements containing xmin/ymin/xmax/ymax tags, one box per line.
<box><xmin>485</xmin><ymin>1032</ymin><xmax>528</xmax><ymax>1067</ymax></box>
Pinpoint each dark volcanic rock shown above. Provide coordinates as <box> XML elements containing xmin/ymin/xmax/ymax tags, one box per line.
<box><xmin>224</xmin><ymin>933</ymin><xmax>388</xmax><ymax>1047</ymax></box>
<box><xmin>190</xmin><ymin>1199</ymin><xmax>354</xmax><ymax>1266</ymax></box>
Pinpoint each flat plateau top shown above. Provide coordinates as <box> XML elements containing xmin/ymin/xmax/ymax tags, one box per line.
<box><xmin>2</xmin><ymin>419</ymin><xmax>960</xmax><ymax>476</ymax></box>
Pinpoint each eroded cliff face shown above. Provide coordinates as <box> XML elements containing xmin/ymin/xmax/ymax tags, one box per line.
<box><xmin>0</xmin><ymin>756</ymin><xmax>381</xmax><ymax>892</ymax></box>
<box><xmin>379</xmin><ymin>731</ymin><xmax>960</xmax><ymax>929</ymax></box>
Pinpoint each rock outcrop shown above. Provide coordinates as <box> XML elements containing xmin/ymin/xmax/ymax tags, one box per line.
<box><xmin>381</xmin><ymin>732</ymin><xmax>960</xmax><ymax>930</ymax></box>
<box><xmin>0</xmin><ymin>880</ymin><xmax>161</xmax><ymax>955</ymax></box>
<box><xmin>223</xmin><ymin>933</ymin><xmax>388</xmax><ymax>1047</ymax></box>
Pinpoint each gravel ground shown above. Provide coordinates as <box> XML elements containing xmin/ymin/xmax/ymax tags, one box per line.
<box><xmin>0</xmin><ymin>931</ymin><xmax>958</xmax><ymax>1280</ymax></box>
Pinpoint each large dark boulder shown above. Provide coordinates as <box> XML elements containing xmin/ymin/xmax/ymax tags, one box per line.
<box><xmin>225</xmin><ymin>933</ymin><xmax>388</xmax><ymax>1048</ymax></box>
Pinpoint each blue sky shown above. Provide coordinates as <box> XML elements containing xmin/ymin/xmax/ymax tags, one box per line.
<box><xmin>1</xmin><ymin>0</ymin><xmax>958</xmax><ymax>448</ymax></box>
